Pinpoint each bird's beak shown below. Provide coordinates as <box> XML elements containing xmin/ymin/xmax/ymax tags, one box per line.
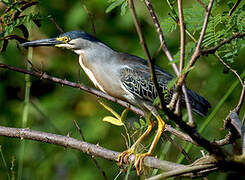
<box><xmin>21</xmin><ymin>38</ymin><xmax>64</xmax><ymax>47</ymax></box>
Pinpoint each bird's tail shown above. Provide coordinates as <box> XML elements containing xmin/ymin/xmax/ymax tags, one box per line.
<box><xmin>186</xmin><ymin>89</ymin><xmax>211</xmax><ymax>117</ymax></box>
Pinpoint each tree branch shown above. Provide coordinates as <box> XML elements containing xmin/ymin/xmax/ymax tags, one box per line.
<box><xmin>128</xmin><ymin>0</ymin><xmax>164</xmax><ymax>109</ymax></box>
<box><xmin>177</xmin><ymin>0</ymin><xmax>194</xmax><ymax>125</ymax></box>
<box><xmin>228</xmin><ymin>0</ymin><xmax>241</xmax><ymax>17</ymax></box>
<box><xmin>201</xmin><ymin>32</ymin><xmax>245</xmax><ymax>56</ymax></box>
<box><xmin>225</xmin><ymin>111</ymin><xmax>245</xmax><ymax>155</ymax></box>
<box><xmin>174</xmin><ymin>0</ymin><xmax>214</xmax><ymax>95</ymax></box>
<box><xmin>215</xmin><ymin>54</ymin><xmax>244</xmax><ymax>87</ymax></box>
<box><xmin>0</xmin><ymin>125</ymin><xmax>185</xmax><ymax>171</ymax></box>
<box><xmin>144</xmin><ymin>0</ymin><xmax>193</xmax><ymax>125</ymax></box>
<box><xmin>73</xmin><ymin>120</ymin><xmax>108</xmax><ymax>180</ymax></box>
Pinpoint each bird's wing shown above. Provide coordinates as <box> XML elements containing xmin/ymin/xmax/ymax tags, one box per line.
<box><xmin>118</xmin><ymin>53</ymin><xmax>174</xmax><ymax>102</ymax></box>
<box><xmin>118</xmin><ymin>53</ymin><xmax>211</xmax><ymax>117</ymax></box>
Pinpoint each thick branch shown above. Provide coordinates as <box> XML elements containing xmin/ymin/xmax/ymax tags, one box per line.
<box><xmin>0</xmin><ymin>125</ymin><xmax>184</xmax><ymax>171</ymax></box>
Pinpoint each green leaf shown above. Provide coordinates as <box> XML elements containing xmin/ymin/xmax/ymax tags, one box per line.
<box><xmin>98</xmin><ymin>100</ymin><xmax>121</xmax><ymax>120</ymax></box>
<box><xmin>153</xmin><ymin>96</ymin><xmax>160</xmax><ymax>106</ymax></box>
<box><xmin>161</xmin><ymin>17</ymin><xmax>177</xmax><ymax>33</ymax></box>
<box><xmin>167</xmin><ymin>77</ymin><xmax>177</xmax><ymax>90</ymax></box>
<box><xmin>181</xmin><ymin>66</ymin><xmax>195</xmax><ymax>75</ymax></box>
<box><xmin>120</xmin><ymin>1</ymin><xmax>128</xmax><ymax>16</ymax></box>
<box><xmin>106</xmin><ymin>0</ymin><xmax>124</xmax><ymax>13</ymax></box>
<box><xmin>184</xmin><ymin>5</ymin><xmax>205</xmax><ymax>32</ymax></box>
<box><xmin>139</xmin><ymin>118</ymin><xmax>146</xmax><ymax>126</ymax></box>
<box><xmin>103</xmin><ymin>116</ymin><xmax>124</xmax><ymax>126</ymax></box>
<box><xmin>168</xmin><ymin>58</ymin><xmax>180</xmax><ymax>65</ymax></box>
<box><xmin>121</xmin><ymin>106</ymin><xmax>129</xmax><ymax>123</ymax></box>
<box><xmin>133</xmin><ymin>122</ymin><xmax>140</xmax><ymax>129</ymax></box>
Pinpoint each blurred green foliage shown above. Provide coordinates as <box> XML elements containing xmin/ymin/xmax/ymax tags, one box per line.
<box><xmin>0</xmin><ymin>0</ymin><xmax>245</xmax><ymax>179</ymax></box>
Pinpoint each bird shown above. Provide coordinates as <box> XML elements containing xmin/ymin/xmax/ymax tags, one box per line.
<box><xmin>21</xmin><ymin>30</ymin><xmax>211</xmax><ymax>175</ymax></box>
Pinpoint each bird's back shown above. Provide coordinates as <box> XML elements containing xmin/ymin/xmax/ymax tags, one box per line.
<box><xmin>118</xmin><ymin>53</ymin><xmax>211</xmax><ymax>117</ymax></box>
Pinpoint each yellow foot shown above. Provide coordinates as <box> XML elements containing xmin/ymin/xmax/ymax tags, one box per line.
<box><xmin>117</xmin><ymin>150</ymin><xmax>151</xmax><ymax>175</ymax></box>
<box><xmin>134</xmin><ymin>152</ymin><xmax>151</xmax><ymax>175</ymax></box>
<box><xmin>117</xmin><ymin>148</ymin><xmax>135</xmax><ymax>171</ymax></box>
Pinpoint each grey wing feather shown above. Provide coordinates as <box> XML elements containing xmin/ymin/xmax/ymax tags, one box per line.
<box><xmin>120</xmin><ymin>65</ymin><xmax>172</xmax><ymax>102</ymax></box>
<box><xmin>118</xmin><ymin>53</ymin><xmax>211</xmax><ymax>117</ymax></box>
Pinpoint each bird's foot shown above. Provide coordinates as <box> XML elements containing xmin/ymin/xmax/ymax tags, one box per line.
<box><xmin>117</xmin><ymin>149</ymin><xmax>151</xmax><ymax>175</ymax></box>
<box><xmin>117</xmin><ymin>148</ymin><xmax>135</xmax><ymax>171</ymax></box>
<box><xmin>134</xmin><ymin>152</ymin><xmax>151</xmax><ymax>175</ymax></box>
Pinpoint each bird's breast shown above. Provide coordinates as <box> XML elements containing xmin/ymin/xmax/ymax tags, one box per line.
<box><xmin>79</xmin><ymin>55</ymin><xmax>106</xmax><ymax>92</ymax></box>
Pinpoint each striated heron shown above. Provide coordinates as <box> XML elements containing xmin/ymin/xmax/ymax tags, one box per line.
<box><xmin>21</xmin><ymin>30</ymin><xmax>211</xmax><ymax>175</ymax></box>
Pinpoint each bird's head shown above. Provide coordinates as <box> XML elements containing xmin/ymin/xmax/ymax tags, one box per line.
<box><xmin>21</xmin><ymin>30</ymin><xmax>106</xmax><ymax>55</ymax></box>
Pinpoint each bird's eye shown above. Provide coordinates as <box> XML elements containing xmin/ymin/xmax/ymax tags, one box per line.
<box><xmin>64</xmin><ymin>36</ymin><xmax>70</xmax><ymax>43</ymax></box>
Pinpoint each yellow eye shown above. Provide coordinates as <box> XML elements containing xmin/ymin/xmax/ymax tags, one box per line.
<box><xmin>57</xmin><ymin>36</ymin><xmax>70</xmax><ymax>43</ymax></box>
<box><xmin>64</xmin><ymin>36</ymin><xmax>70</xmax><ymax>43</ymax></box>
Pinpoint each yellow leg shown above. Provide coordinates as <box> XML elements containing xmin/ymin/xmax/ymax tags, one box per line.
<box><xmin>117</xmin><ymin>114</ymin><xmax>154</xmax><ymax>169</ymax></box>
<box><xmin>134</xmin><ymin>115</ymin><xmax>165</xmax><ymax>175</ymax></box>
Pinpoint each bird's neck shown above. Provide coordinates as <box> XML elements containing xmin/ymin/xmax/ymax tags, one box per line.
<box><xmin>82</xmin><ymin>43</ymin><xmax>116</xmax><ymax>64</ymax></box>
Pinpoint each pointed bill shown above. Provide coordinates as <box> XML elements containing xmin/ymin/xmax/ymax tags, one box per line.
<box><xmin>21</xmin><ymin>38</ymin><xmax>64</xmax><ymax>47</ymax></box>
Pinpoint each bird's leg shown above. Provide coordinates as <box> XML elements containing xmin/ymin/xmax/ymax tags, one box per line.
<box><xmin>117</xmin><ymin>114</ymin><xmax>154</xmax><ymax>170</ymax></box>
<box><xmin>134</xmin><ymin>115</ymin><xmax>165</xmax><ymax>175</ymax></box>
<box><xmin>133</xmin><ymin>104</ymin><xmax>165</xmax><ymax>175</ymax></box>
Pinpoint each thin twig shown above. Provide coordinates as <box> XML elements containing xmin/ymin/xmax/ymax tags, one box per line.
<box><xmin>228</xmin><ymin>0</ymin><xmax>241</xmax><ymax>17</ymax></box>
<box><xmin>49</xmin><ymin>18</ymin><xmax>64</xmax><ymax>34</ymax></box>
<box><xmin>164</xmin><ymin>134</ymin><xmax>192</xmax><ymax>163</ymax></box>
<box><xmin>144</xmin><ymin>0</ymin><xmax>179</xmax><ymax>75</ymax></box>
<box><xmin>234</xmin><ymin>83</ymin><xmax>245</xmax><ymax>114</ymax></box>
<box><xmin>73</xmin><ymin>120</ymin><xmax>108</xmax><ymax>180</ymax></box>
<box><xmin>215</xmin><ymin>54</ymin><xmax>244</xmax><ymax>87</ymax></box>
<box><xmin>213</xmin><ymin>131</ymin><xmax>239</xmax><ymax>147</ymax></box>
<box><xmin>172</xmin><ymin>0</ymin><xmax>214</xmax><ymax>113</ymax></box>
<box><xmin>81</xmin><ymin>1</ymin><xmax>96</xmax><ymax>36</ymax></box>
<box><xmin>176</xmin><ymin>0</ymin><xmax>214</xmax><ymax>86</ymax></box>
<box><xmin>196</xmin><ymin>0</ymin><xmax>208</xmax><ymax>11</ymax></box>
<box><xmin>147</xmin><ymin>164</ymin><xmax>217</xmax><ymax>180</ymax></box>
<box><xmin>144</xmin><ymin>0</ymin><xmax>193</xmax><ymax>122</ymax></box>
<box><xmin>201</xmin><ymin>32</ymin><xmax>245</xmax><ymax>56</ymax></box>
<box><xmin>128</xmin><ymin>0</ymin><xmax>164</xmax><ymax>109</ymax></box>
<box><xmin>165</xmin><ymin>125</ymin><xmax>197</xmax><ymax>145</ymax></box>
<box><xmin>226</xmin><ymin>111</ymin><xmax>245</xmax><ymax>155</ymax></box>
<box><xmin>177</xmin><ymin>0</ymin><xmax>194</xmax><ymax>125</ymax></box>
<box><xmin>177</xmin><ymin>0</ymin><xmax>185</xmax><ymax>73</ymax></box>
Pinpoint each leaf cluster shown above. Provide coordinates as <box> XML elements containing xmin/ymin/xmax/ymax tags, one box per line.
<box><xmin>161</xmin><ymin>0</ymin><xmax>245</xmax><ymax>65</ymax></box>
<box><xmin>105</xmin><ymin>0</ymin><xmax>128</xmax><ymax>16</ymax></box>
<box><xmin>0</xmin><ymin>0</ymin><xmax>48</xmax><ymax>52</ymax></box>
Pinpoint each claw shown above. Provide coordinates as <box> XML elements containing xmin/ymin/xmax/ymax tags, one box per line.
<box><xmin>117</xmin><ymin>148</ymin><xmax>135</xmax><ymax>171</ymax></box>
<box><xmin>134</xmin><ymin>152</ymin><xmax>151</xmax><ymax>175</ymax></box>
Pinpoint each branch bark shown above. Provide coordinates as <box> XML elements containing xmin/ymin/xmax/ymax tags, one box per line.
<box><xmin>144</xmin><ymin>0</ymin><xmax>193</xmax><ymax>125</ymax></box>
<box><xmin>0</xmin><ymin>125</ymin><xmax>223</xmax><ymax>178</ymax></box>
<box><xmin>128</xmin><ymin>0</ymin><xmax>164</xmax><ymax>109</ymax></box>
<box><xmin>174</xmin><ymin>0</ymin><xmax>214</xmax><ymax>96</ymax></box>
<box><xmin>0</xmin><ymin>125</ymin><xmax>183</xmax><ymax>171</ymax></box>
